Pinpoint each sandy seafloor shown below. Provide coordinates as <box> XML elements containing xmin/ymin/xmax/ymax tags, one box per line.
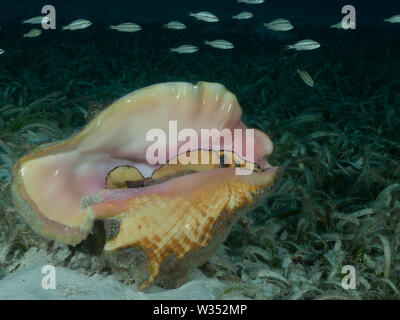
<box><xmin>0</xmin><ymin>247</ymin><xmax>247</xmax><ymax>300</ymax></box>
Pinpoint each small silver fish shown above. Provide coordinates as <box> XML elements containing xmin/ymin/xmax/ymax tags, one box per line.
<box><xmin>331</xmin><ymin>21</ymin><xmax>356</xmax><ymax>29</ymax></box>
<box><xmin>189</xmin><ymin>11</ymin><xmax>219</xmax><ymax>23</ymax></box>
<box><xmin>0</xmin><ymin>49</ymin><xmax>4</xmax><ymax>55</ymax></box>
<box><xmin>264</xmin><ymin>18</ymin><xmax>294</xmax><ymax>31</ymax></box>
<box><xmin>110</xmin><ymin>23</ymin><xmax>141</xmax><ymax>32</ymax></box>
<box><xmin>23</xmin><ymin>16</ymin><xmax>51</xmax><ymax>24</ymax></box>
<box><xmin>232</xmin><ymin>12</ymin><xmax>254</xmax><ymax>20</ymax></box>
<box><xmin>62</xmin><ymin>19</ymin><xmax>92</xmax><ymax>31</ymax></box>
<box><xmin>204</xmin><ymin>40</ymin><xmax>234</xmax><ymax>50</ymax></box>
<box><xmin>297</xmin><ymin>68</ymin><xmax>314</xmax><ymax>87</ymax></box>
<box><xmin>384</xmin><ymin>15</ymin><xmax>400</xmax><ymax>23</ymax></box>
<box><xmin>23</xmin><ymin>28</ymin><xmax>42</xmax><ymax>38</ymax></box>
<box><xmin>287</xmin><ymin>39</ymin><xmax>321</xmax><ymax>51</ymax></box>
<box><xmin>237</xmin><ymin>0</ymin><xmax>265</xmax><ymax>4</ymax></box>
<box><xmin>170</xmin><ymin>44</ymin><xmax>199</xmax><ymax>54</ymax></box>
<box><xmin>164</xmin><ymin>21</ymin><xmax>186</xmax><ymax>30</ymax></box>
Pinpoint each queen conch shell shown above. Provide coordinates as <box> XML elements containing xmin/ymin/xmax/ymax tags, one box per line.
<box><xmin>11</xmin><ymin>82</ymin><xmax>279</xmax><ymax>289</ymax></box>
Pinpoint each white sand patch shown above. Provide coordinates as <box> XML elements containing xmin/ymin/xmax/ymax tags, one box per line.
<box><xmin>0</xmin><ymin>247</ymin><xmax>246</xmax><ymax>300</ymax></box>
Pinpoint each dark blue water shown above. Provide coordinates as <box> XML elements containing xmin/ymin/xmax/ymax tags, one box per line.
<box><xmin>3</xmin><ymin>0</ymin><xmax>400</xmax><ymax>27</ymax></box>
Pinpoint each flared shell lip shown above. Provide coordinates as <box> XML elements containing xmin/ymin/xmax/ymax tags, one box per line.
<box><xmin>11</xmin><ymin>161</ymin><xmax>91</xmax><ymax>244</ymax></box>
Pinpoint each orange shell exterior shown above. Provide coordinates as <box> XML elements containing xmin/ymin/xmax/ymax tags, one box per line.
<box><xmin>90</xmin><ymin>167</ymin><xmax>277</xmax><ymax>288</ymax></box>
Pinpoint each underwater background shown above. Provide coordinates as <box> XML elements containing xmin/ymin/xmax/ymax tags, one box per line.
<box><xmin>0</xmin><ymin>0</ymin><xmax>399</xmax><ymax>299</ymax></box>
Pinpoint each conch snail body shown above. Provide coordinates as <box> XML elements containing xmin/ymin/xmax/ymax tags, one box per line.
<box><xmin>12</xmin><ymin>82</ymin><xmax>279</xmax><ymax>289</ymax></box>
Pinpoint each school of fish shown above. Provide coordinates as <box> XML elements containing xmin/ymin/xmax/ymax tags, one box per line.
<box><xmin>0</xmin><ymin>3</ymin><xmax>399</xmax><ymax>89</ymax></box>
